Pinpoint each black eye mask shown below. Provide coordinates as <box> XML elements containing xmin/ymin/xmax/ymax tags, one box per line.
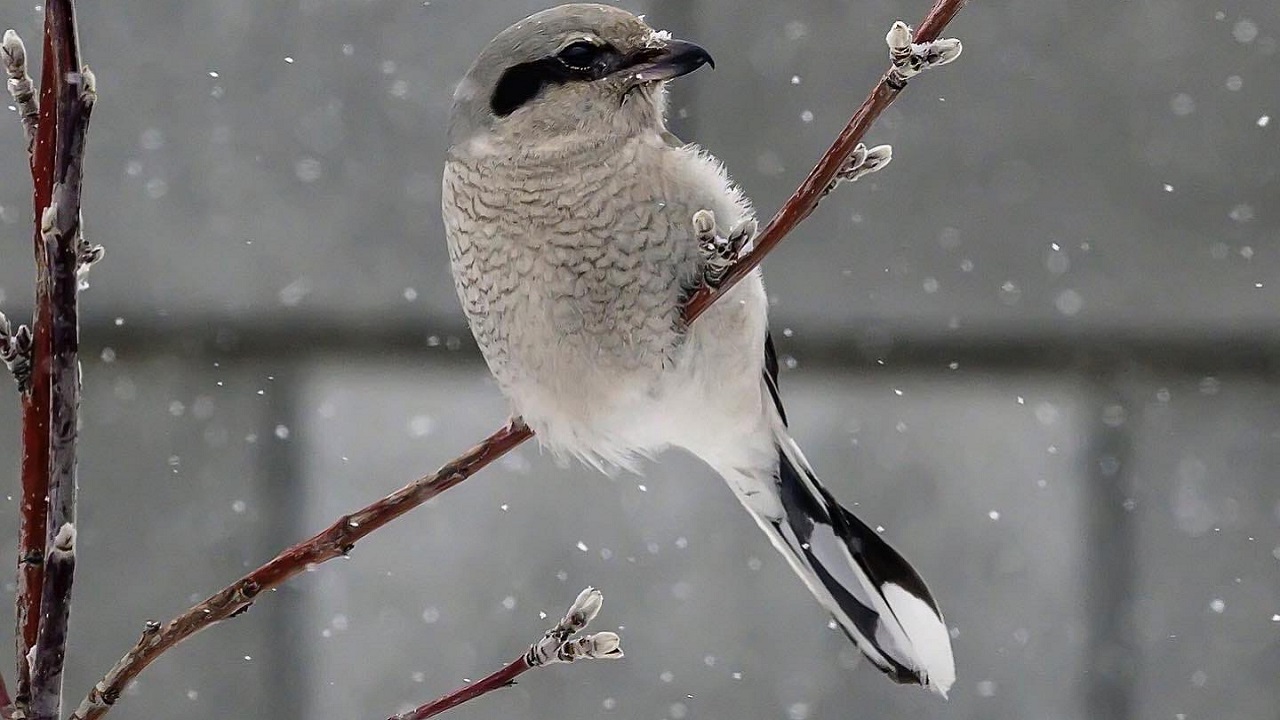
<box><xmin>489</xmin><ymin>42</ymin><xmax>624</xmax><ymax>117</ymax></box>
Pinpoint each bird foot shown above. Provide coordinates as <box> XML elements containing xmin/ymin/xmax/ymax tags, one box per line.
<box><xmin>885</xmin><ymin>20</ymin><xmax>963</xmax><ymax>90</ymax></box>
<box><xmin>693</xmin><ymin>209</ymin><xmax>756</xmax><ymax>289</ymax></box>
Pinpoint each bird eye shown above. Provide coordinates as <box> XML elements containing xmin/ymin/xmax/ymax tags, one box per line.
<box><xmin>557</xmin><ymin>41</ymin><xmax>599</xmax><ymax>70</ymax></box>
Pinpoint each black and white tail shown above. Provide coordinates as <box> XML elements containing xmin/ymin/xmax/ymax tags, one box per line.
<box><xmin>768</xmin><ymin>430</ymin><xmax>955</xmax><ymax>694</ymax></box>
<box><xmin>748</xmin><ymin>334</ymin><xmax>956</xmax><ymax>695</ymax></box>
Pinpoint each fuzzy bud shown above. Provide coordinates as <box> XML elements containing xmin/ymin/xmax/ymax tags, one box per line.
<box><xmin>565</xmin><ymin>586</ymin><xmax>603</xmax><ymax>629</ymax></box>
<box><xmin>2</xmin><ymin>29</ymin><xmax>26</xmax><ymax>76</ymax></box>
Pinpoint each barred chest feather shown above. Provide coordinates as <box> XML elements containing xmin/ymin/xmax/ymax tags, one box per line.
<box><xmin>442</xmin><ymin>132</ymin><xmax>752</xmax><ymax>432</ymax></box>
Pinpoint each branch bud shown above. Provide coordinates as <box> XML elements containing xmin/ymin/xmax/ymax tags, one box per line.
<box><xmin>565</xmin><ymin>586</ymin><xmax>603</xmax><ymax>630</ymax></box>
<box><xmin>2</xmin><ymin>29</ymin><xmax>26</xmax><ymax>76</ymax></box>
<box><xmin>53</xmin><ymin>523</ymin><xmax>76</xmax><ymax>553</ymax></box>
<box><xmin>584</xmin><ymin>631</ymin><xmax>623</xmax><ymax>658</ymax></box>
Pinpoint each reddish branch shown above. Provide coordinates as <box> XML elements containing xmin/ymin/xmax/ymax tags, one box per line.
<box><xmin>392</xmin><ymin>658</ymin><xmax>530</xmax><ymax>720</ymax></box>
<box><xmin>391</xmin><ymin>587</ymin><xmax>622</xmax><ymax>720</ymax></box>
<box><xmin>5</xmin><ymin>1</ymin><xmax>92</xmax><ymax>717</ymax></box>
<box><xmin>682</xmin><ymin>0</ymin><xmax>966</xmax><ymax>323</ymax></box>
<box><xmin>27</xmin><ymin>2</ymin><xmax>92</xmax><ymax>719</ymax></box>
<box><xmin>71</xmin><ymin>1</ymin><xmax>967</xmax><ymax>718</ymax></box>
<box><xmin>68</xmin><ymin>420</ymin><xmax>533</xmax><ymax>720</ymax></box>
<box><xmin>14</xmin><ymin>10</ymin><xmax>59</xmax><ymax>709</ymax></box>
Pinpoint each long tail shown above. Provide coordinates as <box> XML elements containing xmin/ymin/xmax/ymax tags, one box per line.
<box><xmin>766</xmin><ymin>428</ymin><xmax>956</xmax><ymax>695</ymax></box>
<box><xmin>731</xmin><ymin>334</ymin><xmax>955</xmax><ymax>694</ymax></box>
<box><xmin>693</xmin><ymin>336</ymin><xmax>954</xmax><ymax>693</ymax></box>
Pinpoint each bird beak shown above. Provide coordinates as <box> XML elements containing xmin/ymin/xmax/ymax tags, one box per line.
<box><xmin>627</xmin><ymin>39</ymin><xmax>714</xmax><ymax>83</ymax></box>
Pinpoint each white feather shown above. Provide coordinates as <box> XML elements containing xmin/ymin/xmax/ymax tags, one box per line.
<box><xmin>882</xmin><ymin>584</ymin><xmax>956</xmax><ymax>696</ymax></box>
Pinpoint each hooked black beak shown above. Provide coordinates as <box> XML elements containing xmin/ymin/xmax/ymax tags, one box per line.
<box><xmin>627</xmin><ymin>39</ymin><xmax>714</xmax><ymax>83</ymax></box>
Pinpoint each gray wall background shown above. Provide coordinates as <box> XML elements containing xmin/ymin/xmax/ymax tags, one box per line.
<box><xmin>0</xmin><ymin>1</ymin><xmax>1277</xmax><ymax>719</ymax></box>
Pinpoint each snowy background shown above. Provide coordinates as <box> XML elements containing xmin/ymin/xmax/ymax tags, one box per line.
<box><xmin>0</xmin><ymin>1</ymin><xmax>1278</xmax><ymax>719</ymax></box>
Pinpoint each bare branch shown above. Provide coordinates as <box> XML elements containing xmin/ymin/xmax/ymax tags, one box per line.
<box><xmin>19</xmin><ymin>2</ymin><xmax>92</xmax><ymax>718</ymax></box>
<box><xmin>2</xmin><ymin>29</ymin><xmax>38</xmax><ymax>155</ymax></box>
<box><xmin>682</xmin><ymin>2</ymin><xmax>965</xmax><ymax>323</ymax></box>
<box><xmin>389</xmin><ymin>588</ymin><xmax>622</xmax><ymax>720</ymax></box>
<box><xmin>68</xmin><ymin>420</ymin><xmax>534</xmax><ymax>720</ymax></box>
<box><xmin>72</xmin><ymin>2</ymin><xmax>968</xmax><ymax>717</ymax></box>
<box><xmin>15</xmin><ymin>6</ymin><xmax>62</xmax><ymax>710</ymax></box>
<box><xmin>29</xmin><ymin>525</ymin><xmax>75</xmax><ymax>720</ymax></box>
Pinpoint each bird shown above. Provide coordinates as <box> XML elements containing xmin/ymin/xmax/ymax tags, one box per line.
<box><xmin>442</xmin><ymin>3</ymin><xmax>955</xmax><ymax>695</ymax></box>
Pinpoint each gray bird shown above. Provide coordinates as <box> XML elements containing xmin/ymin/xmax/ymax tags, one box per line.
<box><xmin>443</xmin><ymin>3</ymin><xmax>955</xmax><ymax>695</ymax></box>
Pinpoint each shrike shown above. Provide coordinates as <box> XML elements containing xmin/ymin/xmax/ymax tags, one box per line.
<box><xmin>443</xmin><ymin>3</ymin><xmax>956</xmax><ymax>695</ymax></box>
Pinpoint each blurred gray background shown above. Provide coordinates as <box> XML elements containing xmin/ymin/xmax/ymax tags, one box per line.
<box><xmin>1</xmin><ymin>0</ymin><xmax>1278</xmax><ymax>719</ymax></box>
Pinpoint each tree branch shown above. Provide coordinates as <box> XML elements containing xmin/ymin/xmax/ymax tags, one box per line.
<box><xmin>30</xmin><ymin>2</ymin><xmax>91</xmax><ymax>715</ymax></box>
<box><xmin>4</xmin><ymin>2</ymin><xmax>92</xmax><ymax>717</ymax></box>
<box><xmin>682</xmin><ymin>0</ymin><xmax>966</xmax><ymax>323</ymax></box>
<box><xmin>12</xmin><ymin>7</ymin><xmax>60</xmax><ymax>711</ymax></box>
<box><xmin>28</xmin><ymin>525</ymin><xmax>74</xmax><ymax>720</ymax></box>
<box><xmin>68</xmin><ymin>420</ymin><xmax>534</xmax><ymax>720</ymax></box>
<box><xmin>42</xmin><ymin>0</ymin><xmax>92</xmax><ymax>608</ymax></box>
<box><xmin>71</xmin><ymin>2</ymin><xmax>966</xmax><ymax>717</ymax></box>
<box><xmin>388</xmin><ymin>588</ymin><xmax>622</xmax><ymax>720</ymax></box>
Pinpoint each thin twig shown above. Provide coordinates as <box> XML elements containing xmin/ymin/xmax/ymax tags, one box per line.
<box><xmin>2</xmin><ymin>29</ymin><xmax>39</xmax><ymax>156</ymax></box>
<box><xmin>14</xmin><ymin>8</ymin><xmax>62</xmax><ymax>711</ymax></box>
<box><xmin>389</xmin><ymin>588</ymin><xmax>622</xmax><ymax>720</ymax></box>
<box><xmin>397</xmin><ymin>656</ymin><xmax>529</xmax><ymax>720</ymax></box>
<box><xmin>68</xmin><ymin>420</ymin><xmax>534</xmax><ymax>720</ymax></box>
<box><xmin>72</xmin><ymin>3</ymin><xmax>967</xmax><ymax>717</ymax></box>
<box><xmin>682</xmin><ymin>0</ymin><xmax>966</xmax><ymax>323</ymax></box>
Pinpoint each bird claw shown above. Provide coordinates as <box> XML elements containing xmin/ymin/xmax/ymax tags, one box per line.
<box><xmin>824</xmin><ymin>143</ymin><xmax>893</xmax><ymax>196</ymax></box>
<box><xmin>694</xmin><ymin>209</ymin><xmax>755</xmax><ymax>289</ymax></box>
<box><xmin>885</xmin><ymin>20</ymin><xmax>962</xmax><ymax>90</ymax></box>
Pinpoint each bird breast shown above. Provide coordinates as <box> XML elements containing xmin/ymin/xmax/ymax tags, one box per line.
<box><xmin>442</xmin><ymin>133</ymin><xmax>753</xmax><ymax>452</ymax></box>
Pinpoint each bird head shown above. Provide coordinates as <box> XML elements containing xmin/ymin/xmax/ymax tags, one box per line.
<box><xmin>449</xmin><ymin>4</ymin><xmax>713</xmax><ymax>156</ymax></box>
